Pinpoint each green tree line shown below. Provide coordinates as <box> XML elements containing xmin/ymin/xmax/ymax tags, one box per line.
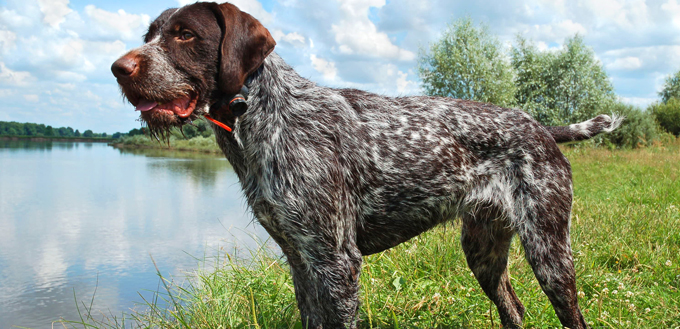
<box><xmin>1</xmin><ymin>116</ymin><xmax>216</xmax><ymax>141</ymax></box>
<box><xmin>0</xmin><ymin>121</ymin><xmax>109</xmax><ymax>139</ymax></box>
<box><xmin>419</xmin><ymin>18</ymin><xmax>680</xmax><ymax>147</ymax></box>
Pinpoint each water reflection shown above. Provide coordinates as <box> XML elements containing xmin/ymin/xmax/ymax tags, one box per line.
<box><xmin>116</xmin><ymin>148</ymin><xmax>233</xmax><ymax>187</ymax></box>
<box><xmin>0</xmin><ymin>142</ymin><xmax>266</xmax><ymax>328</ymax></box>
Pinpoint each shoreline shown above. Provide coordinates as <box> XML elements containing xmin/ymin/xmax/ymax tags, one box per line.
<box><xmin>108</xmin><ymin>142</ymin><xmax>223</xmax><ymax>154</ymax></box>
<box><xmin>0</xmin><ymin>136</ymin><xmax>115</xmax><ymax>143</ymax></box>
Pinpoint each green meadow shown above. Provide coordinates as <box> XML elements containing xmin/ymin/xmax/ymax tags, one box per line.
<box><xmin>65</xmin><ymin>141</ymin><xmax>680</xmax><ymax>329</ymax></box>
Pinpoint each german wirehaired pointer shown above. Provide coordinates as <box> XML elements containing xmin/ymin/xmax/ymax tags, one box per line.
<box><xmin>112</xmin><ymin>2</ymin><xmax>621</xmax><ymax>328</ymax></box>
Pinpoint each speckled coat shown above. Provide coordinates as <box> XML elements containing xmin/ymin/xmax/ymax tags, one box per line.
<box><xmin>112</xmin><ymin>3</ymin><xmax>622</xmax><ymax>328</ymax></box>
<box><xmin>213</xmin><ymin>52</ymin><xmax>619</xmax><ymax>329</ymax></box>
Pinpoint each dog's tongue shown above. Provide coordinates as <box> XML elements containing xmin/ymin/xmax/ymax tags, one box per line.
<box><xmin>135</xmin><ymin>96</ymin><xmax>195</xmax><ymax>118</ymax></box>
<box><xmin>136</xmin><ymin>99</ymin><xmax>158</xmax><ymax>112</ymax></box>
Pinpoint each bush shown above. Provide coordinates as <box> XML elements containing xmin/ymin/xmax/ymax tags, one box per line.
<box><xmin>649</xmin><ymin>98</ymin><xmax>680</xmax><ymax>136</ymax></box>
<box><xmin>592</xmin><ymin>102</ymin><xmax>664</xmax><ymax>148</ymax></box>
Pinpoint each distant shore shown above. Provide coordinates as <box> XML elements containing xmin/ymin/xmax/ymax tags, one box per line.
<box><xmin>0</xmin><ymin>136</ymin><xmax>116</xmax><ymax>143</ymax></box>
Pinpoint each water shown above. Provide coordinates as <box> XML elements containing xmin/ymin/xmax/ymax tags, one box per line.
<box><xmin>0</xmin><ymin>140</ymin><xmax>267</xmax><ymax>328</ymax></box>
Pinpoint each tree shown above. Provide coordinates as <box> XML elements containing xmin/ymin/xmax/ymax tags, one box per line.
<box><xmin>74</xmin><ymin>129</ymin><xmax>81</xmax><ymax>137</ymax></box>
<box><xmin>649</xmin><ymin>98</ymin><xmax>680</xmax><ymax>136</ymax></box>
<box><xmin>659</xmin><ymin>70</ymin><xmax>680</xmax><ymax>103</ymax></box>
<box><xmin>181</xmin><ymin>124</ymin><xmax>199</xmax><ymax>138</ymax></box>
<box><xmin>83</xmin><ymin>130</ymin><xmax>94</xmax><ymax>138</ymax></box>
<box><xmin>418</xmin><ymin>17</ymin><xmax>516</xmax><ymax>107</ymax></box>
<box><xmin>195</xmin><ymin>117</ymin><xmax>213</xmax><ymax>137</ymax></box>
<box><xmin>45</xmin><ymin>126</ymin><xmax>54</xmax><ymax>136</ymax></box>
<box><xmin>24</xmin><ymin>124</ymin><xmax>37</xmax><ymax>136</ymax></box>
<box><xmin>512</xmin><ymin>35</ymin><xmax>616</xmax><ymax>125</ymax></box>
<box><xmin>128</xmin><ymin>128</ymin><xmax>143</xmax><ymax>136</ymax></box>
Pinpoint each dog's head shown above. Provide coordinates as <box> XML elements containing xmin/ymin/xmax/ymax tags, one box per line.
<box><xmin>111</xmin><ymin>2</ymin><xmax>275</xmax><ymax>137</ymax></box>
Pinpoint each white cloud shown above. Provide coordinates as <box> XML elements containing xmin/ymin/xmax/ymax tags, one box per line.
<box><xmin>0</xmin><ymin>89</ymin><xmax>15</xmax><ymax>97</ymax></box>
<box><xmin>23</xmin><ymin>94</ymin><xmax>39</xmax><ymax>102</ymax></box>
<box><xmin>53</xmin><ymin>70</ymin><xmax>87</xmax><ymax>82</ymax></box>
<box><xmin>585</xmin><ymin>0</ymin><xmax>648</xmax><ymax>29</ymax></box>
<box><xmin>37</xmin><ymin>0</ymin><xmax>72</xmax><ymax>28</ymax></box>
<box><xmin>310</xmin><ymin>54</ymin><xmax>337</xmax><ymax>81</ymax></box>
<box><xmin>331</xmin><ymin>0</ymin><xmax>415</xmax><ymax>61</ymax></box>
<box><xmin>229</xmin><ymin>0</ymin><xmax>273</xmax><ymax>24</ymax></box>
<box><xmin>524</xmin><ymin>19</ymin><xmax>587</xmax><ymax>43</ymax></box>
<box><xmin>0</xmin><ymin>30</ymin><xmax>17</xmax><ymax>52</ymax></box>
<box><xmin>368</xmin><ymin>63</ymin><xmax>419</xmax><ymax>95</ymax></box>
<box><xmin>662</xmin><ymin>0</ymin><xmax>680</xmax><ymax>28</ymax></box>
<box><xmin>84</xmin><ymin>5</ymin><xmax>151</xmax><ymax>41</ymax></box>
<box><xmin>396</xmin><ymin>71</ymin><xmax>417</xmax><ymax>94</ymax></box>
<box><xmin>176</xmin><ymin>0</ymin><xmax>272</xmax><ymax>24</ymax></box>
<box><xmin>607</xmin><ymin>56</ymin><xmax>642</xmax><ymax>70</ymax></box>
<box><xmin>0</xmin><ymin>6</ymin><xmax>37</xmax><ymax>30</ymax></box>
<box><xmin>602</xmin><ymin>45</ymin><xmax>680</xmax><ymax>72</ymax></box>
<box><xmin>0</xmin><ymin>62</ymin><xmax>33</xmax><ymax>86</ymax></box>
<box><xmin>271</xmin><ymin>30</ymin><xmax>306</xmax><ymax>47</ymax></box>
<box><xmin>619</xmin><ymin>96</ymin><xmax>656</xmax><ymax>107</ymax></box>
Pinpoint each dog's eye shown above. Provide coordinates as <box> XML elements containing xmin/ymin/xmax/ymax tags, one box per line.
<box><xmin>180</xmin><ymin>30</ymin><xmax>195</xmax><ymax>41</ymax></box>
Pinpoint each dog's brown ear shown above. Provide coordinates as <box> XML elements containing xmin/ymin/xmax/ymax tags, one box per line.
<box><xmin>211</xmin><ymin>2</ymin><xmax>276</xmax><ymax>96</ymax></box>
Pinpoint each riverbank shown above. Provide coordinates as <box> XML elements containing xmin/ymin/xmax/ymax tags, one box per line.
<box><xmin>64</xmin><ymin>142</ymin><xmax>680</xmax><ymax>328</ymax></box>
<box><xmin>0</xmin><ymin>136</ymin><xmax>115</xmax><ymax>143</ymax></box>
<box><xmin>109</xmin><ymin>134</ymin><xmax>222</xmax><ymax>154</ymax></box>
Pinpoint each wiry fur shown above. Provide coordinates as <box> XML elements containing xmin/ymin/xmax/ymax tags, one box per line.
<box><xmin>214</xmin><ymin>53</ymin><xmax>617</xmax><ymax>328</ymax></box>
<box><xmin>113</xmin><ymin>3</ymin><xmax>622</xmax><ymax>328</ymax></box>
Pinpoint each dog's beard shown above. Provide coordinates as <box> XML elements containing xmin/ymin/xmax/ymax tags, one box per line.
<box><xmin>139</xmin><ymin>110</ymin><xmax>181</xmax><ymax>143</ymax></box>
<box><xmin>138</xmin><ymin>109</ymin><xmax>206</xmax><ymax>143</ymax></box>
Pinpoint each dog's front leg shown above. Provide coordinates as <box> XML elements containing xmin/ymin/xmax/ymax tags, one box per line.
<box><xmin>276</xmin><ymin>217</ymin><xmax>363</xmax><ymax>329</ymax></box>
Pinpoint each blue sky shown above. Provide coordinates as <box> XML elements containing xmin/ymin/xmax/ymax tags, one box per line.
<box><xmin>1</xmin><ymin>0</ymin><xmax>679</xmax><ymax>134</ymax></box>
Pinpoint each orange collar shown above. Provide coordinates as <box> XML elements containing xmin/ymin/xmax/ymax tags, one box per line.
<box><xmin>203</xmin><ymin>113</ymin><xmax>232</xmax><ymax>132</ymax></box>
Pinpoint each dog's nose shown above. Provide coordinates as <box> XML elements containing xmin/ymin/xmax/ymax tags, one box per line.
<box><xmin>111</xmin><ymin>56</ymin><xmax>138</xmax><ymax>79</ymax></box>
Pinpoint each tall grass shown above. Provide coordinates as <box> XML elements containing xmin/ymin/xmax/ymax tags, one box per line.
<box><xmin>63</xmin><ymin>141</ymin><xmax>680</xmax><ymax>328</ymax></box>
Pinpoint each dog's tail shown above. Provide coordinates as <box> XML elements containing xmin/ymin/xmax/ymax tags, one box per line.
<box><xmin>544</xmin><ymin>114</ymin><xmax>624</xmax><ymax>143</ymax></box>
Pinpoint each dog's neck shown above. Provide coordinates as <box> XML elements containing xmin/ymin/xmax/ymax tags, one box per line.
<box><xmin>212</xmin><ymin>52</ymin><xmax>313</xmax><ymax>181</ymax></box>
<box><xmin>248</xmin><ymin>52</ymin><xmax>312</xmax><ymax>113</ymax></box>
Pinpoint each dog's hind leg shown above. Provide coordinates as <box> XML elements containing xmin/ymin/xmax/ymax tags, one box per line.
<box><xmin>461</xmin><ymin>207</ymin><xmax>525</xmax><ymax>328</ymax></box>
<box><xmin>517</xmin><ymin>195</ymin><xmax>588</xmax><ymax>329</ymax></box>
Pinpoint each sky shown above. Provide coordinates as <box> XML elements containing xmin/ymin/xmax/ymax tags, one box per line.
<box><xmin>0</xmin><ymin>0</ymin><xmax>679</xmax><ymax>134</ymax></box>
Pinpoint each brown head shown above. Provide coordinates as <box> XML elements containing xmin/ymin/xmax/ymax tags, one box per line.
<box><xmin>111</xmin><ymin>2</ymin><xmax>276</xmax><ymax>138</ymax></box>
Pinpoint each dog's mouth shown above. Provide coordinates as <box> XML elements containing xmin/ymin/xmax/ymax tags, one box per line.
<box><xmin>134</xmin><ymin>93</ymin><xmax>199</xmax><ymax>119</ymax></box>
<box><xmin>124</xmin><ymin>91</ymin><xmax>206</xmax><ymax>141</ymax></box>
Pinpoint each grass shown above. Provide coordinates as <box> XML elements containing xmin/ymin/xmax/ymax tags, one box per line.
<box><xmin>62</xmin><ymin>141</ymin><xmax>680</xmax><ymax>328</ymax></box>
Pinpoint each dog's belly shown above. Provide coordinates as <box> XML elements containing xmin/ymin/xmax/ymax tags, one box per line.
<box><xmin>355</xmin><ymin>193</ymin><xmax>461</xmax><ymax>255</ymax></box>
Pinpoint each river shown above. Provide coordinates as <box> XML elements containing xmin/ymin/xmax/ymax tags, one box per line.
<box><xmin>0</xmin><ymin>140</ymin><xmax>266</xmax><ymax>328</ymax></box>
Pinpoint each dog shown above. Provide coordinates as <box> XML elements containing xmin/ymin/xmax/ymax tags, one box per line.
<box><xmin>111</xmin><ymin>2</ymin><xmax>621</xmax><ymax>328</ymax></box>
